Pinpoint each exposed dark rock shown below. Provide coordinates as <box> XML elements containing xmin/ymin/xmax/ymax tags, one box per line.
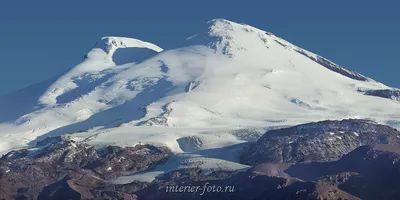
<box><xmin>134</xmin><ymin>167</ymin><xmax>359</xmax><ymax>200</ymax></box>
<box><xmin>38</xmin><ymin>175</ymin><xmax>82</xmax><ymax>200</ymax></box>
<box><xmin>86</xmin><ymin>144</ymin><xmax>171</xmax><ymax>179</ymax></box>
<box><xmin>0</xmin><ymin>137</ymin><xmax>171</xmax><ymax>200</ymax></box>
<box><xmin>241</xmin><ymin>119</ymin><xmax>400</xmax><ymax>164</ymax></box>
<box><xmin>134</xmin><ymin>144</ymin><xmax>400</xmax><ymax>199</ymax></box>
<box><xmin>294</xmin><ymin>49</ymin><xmax>368</xmax><ymax>81</ymax></box>
<box><xmin>363</xmin><ymin>89</ymin><xmax>400</xmax><ymax>101</ymax></box>
<box><xmin>35</xmin><ymin>136</ymin><xmax>62</xmax><ymax>147</ymax></box>
<box><xmin>274</xmin><ymin>39</ymin><xmax>288</xmax><ymax>48</ymax></box>
<box><xmin>285</xmin><ymin>144</ymin><xmax>400</xmax><ymax>200</ymax></box>
<box><xmin>1</xmin><ymin>149</ymin><xmax>30</xmax><ymax>161</ymax></box>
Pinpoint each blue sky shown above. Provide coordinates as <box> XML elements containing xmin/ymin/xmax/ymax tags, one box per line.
<box><xmin>0</xmin><ymin>1</ymin><xmax>399</xmax><ymax>96</ymax></box>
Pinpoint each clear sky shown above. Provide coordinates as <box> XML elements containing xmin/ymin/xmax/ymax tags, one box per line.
<box><xmin>0</xmin><ymin>1</ymin><xmax>399</xmax><ymax>96</ymax></box>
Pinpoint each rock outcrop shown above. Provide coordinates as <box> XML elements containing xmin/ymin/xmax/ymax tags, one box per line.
<box><xmin>0</xmin><ymin>136</ymin><xmax>171</xmax><ymax>200</ymax></box>
<box><xmin>241</xmin><ymin>119</ymin><xmax>400</xmax><ymax>164</ymax></box>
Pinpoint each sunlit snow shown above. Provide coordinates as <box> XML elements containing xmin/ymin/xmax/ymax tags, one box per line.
<box><xmin>1</xmin><ymin>19</ymin><xmax>399</xmax><ymax>181</ymax></box>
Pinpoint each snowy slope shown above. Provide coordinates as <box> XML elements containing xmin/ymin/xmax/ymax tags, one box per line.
<box><xmin>0</xmin><ymin>19</ymin><xmax>399</xmax><ymax>179</ymax></box>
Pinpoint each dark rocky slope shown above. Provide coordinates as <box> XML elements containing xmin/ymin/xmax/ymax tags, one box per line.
<box><xmin>241</xmin><ymin>119</ymin><xmax>400</xmax><ymax>164</ymax></box>
<box><xmin>134</xmin><ymin>144</ymin><xmax>400</xmax><ymax>200</ymax></box>
<box><xmin>285</xmin><ymin>144</ymin><xmax>400</xmax><ymax>200</ymax></box>
<box><xmin>134</xmin><ymin>167</ymin><xmax>359</xmax><ymax>200</ymax></box>
<box><xmin>0</xmin><ymin>137</ymin><xmax>171</xmax><ymax>200</ymax></box>
<box><xmin>363</xmin><ymin>89</ymin><xmax>400</xmax><ymax>101</ymax></box>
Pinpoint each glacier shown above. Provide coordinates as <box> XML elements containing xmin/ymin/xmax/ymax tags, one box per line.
<box><xmin>0</xmin><ymin>19</ymin><xmax>399</xmax><ymax>181</ymax></box>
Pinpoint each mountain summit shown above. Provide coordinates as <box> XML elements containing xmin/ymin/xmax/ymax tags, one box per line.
<box><xmin>0</xmin><ymin>19</ymin><xmax>399</xmax><ymax>160</ymax></box>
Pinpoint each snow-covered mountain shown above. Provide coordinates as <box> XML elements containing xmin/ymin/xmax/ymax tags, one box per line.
<box><xmin>0</xmin><ymin>19</ymin><xmax>399</xmax><ymax>179</ymax></box>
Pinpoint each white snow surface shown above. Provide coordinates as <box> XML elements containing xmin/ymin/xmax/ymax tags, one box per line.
<box><xmin>1</xmin><ymin>19</ymin><xmax>400</xmax><ymax>180</ymax></box>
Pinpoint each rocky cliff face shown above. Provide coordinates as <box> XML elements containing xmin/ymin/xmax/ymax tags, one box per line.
<box><xmin>241</xmin><ymin>119</ymin><xmax>400</xmax><ymax>164</ymax></box>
